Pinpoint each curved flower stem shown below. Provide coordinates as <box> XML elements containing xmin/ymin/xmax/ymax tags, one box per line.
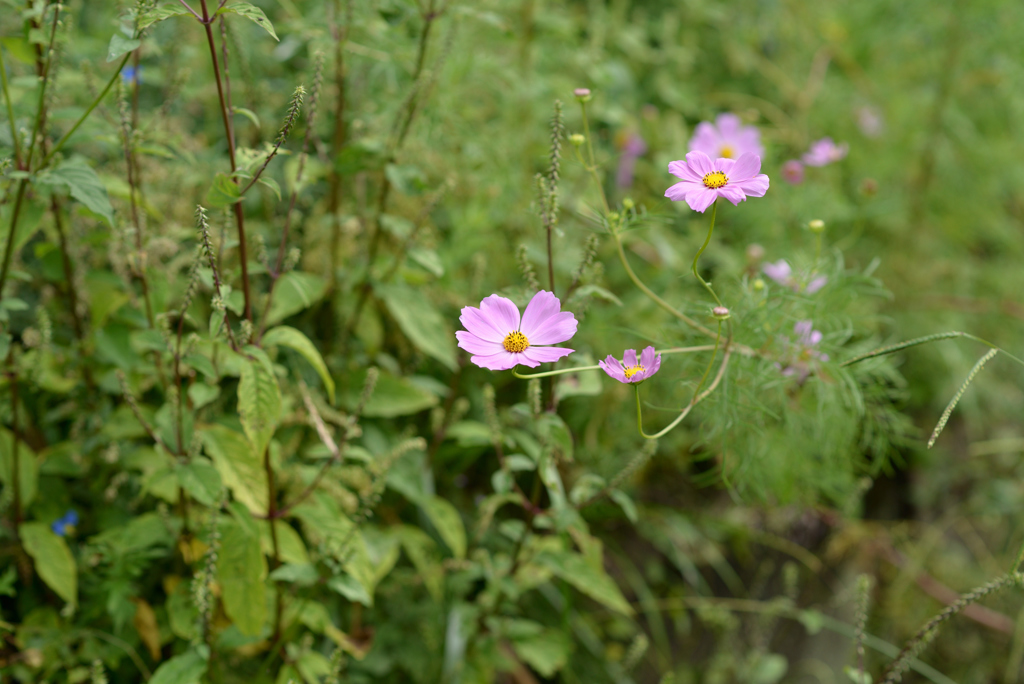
<box><xmin>511</xmin><ymin>346</ymin><xmax>718</xmax><ymax>380</ymax></box>
<box><xmin>611</xmin><ymin>230</ymin><xmax>718</xmax><ymax>339</ymax></box>
<box><xmin>691</xmin><ymin>200</ymin><xmax>724</xmax><ymax>308</ymax></box>
<box><xmin>578</xmin><ymin>101</ymin><xmax>611</xmax><ymax>216</ymax></box>
<box><xmin>636</xmin><ymin>324</ymin><xmax>727</xmax><ymax>440</ymax></box>
<box><xmin>840</xmin><ymin>330</ymin><xmax>1024</xmax><ymax>370</ymax></box>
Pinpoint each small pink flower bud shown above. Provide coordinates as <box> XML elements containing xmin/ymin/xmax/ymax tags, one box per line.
<box><xmin>574</xmin><ymin>88</ymin><xmax>591</xmax><ymax>97</ymax></box>
<box><xmin>712</xmin><ymin>306</ymin><xmax>730</xmax><ymax>320</ymax></box>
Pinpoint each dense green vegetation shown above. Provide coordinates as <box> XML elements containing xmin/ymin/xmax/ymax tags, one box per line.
<box><xmin>2</xmin><ymin>0</ymin><xmax>1024</xmax><ymax>682</ymax></box>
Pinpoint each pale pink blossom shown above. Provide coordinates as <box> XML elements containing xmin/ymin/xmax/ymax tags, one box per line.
<box><xmin>802</xmin><ymin>137</ymin><xmax>848</xmax><ymax>167</ymax></box>
<box><xmin>456</xmin><ymin>291</ymin><xmax>577</xmax><ymax>371</ymax></box>
<box><xmin>599</xmin><ymin>346</ymin><xmax>662</xmax><ymax>384</ymax></box>
<box><xmin>762</xmin><ymin>260</ymin><xmax>827</xmax><ymax>294</ymax></box>
<box><xmin>778</xmin><ymin>320</ymin><xmax>829</xmax><ymax>381</ymax></box>
<box><xmin>664</xmin><ymin>151</ymin><xmax>770</xmax><ymax>213</ymax></box>
<box><xmin>781</xmin><ymin>160</ymin><xmax>804</xmax><ymax>185</ymax></box>
<box><xmin>688</xmin><ymin>113</ymin><xmax>764</xmax><ymax>160</ymax></box>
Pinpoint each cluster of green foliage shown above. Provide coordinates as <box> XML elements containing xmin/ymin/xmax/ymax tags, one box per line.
<box><xmin>2</xmin><ymin>0</ymin><xmax>1024</xmax><ymax>682</ymax></box>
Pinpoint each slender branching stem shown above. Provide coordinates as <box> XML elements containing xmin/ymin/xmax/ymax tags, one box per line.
<box><xmin>328</xmin><ymin>0</ymin><xmax>352</xmax><ymax>294</ymax></box>
<box><xmin>0</xmin><ymin>44</ymin><xmax>22</xmax><ymax>168</ymax></box>
<box><xmin>177</xmin><ymin>0</ymin><xmax>203</xmax><ymax>22</ymax></box>
<box><xmin>8</xmin><ymin>356</ymin><xmax>21</xmax><ymax>537</ymax></box>
<box><xmin>198</xmin><ymin>0</ymin><xmax>252</xmax><ymax>321</ymax></box>
<box><xmin>691</xmin><ymin>200</ymin><xmax>724</xmax><ymax>308</ymax></box>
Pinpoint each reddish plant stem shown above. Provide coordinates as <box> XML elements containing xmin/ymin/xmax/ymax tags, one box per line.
<box><xmin>198</xmin><ymin>0</ymin><xmax>252</xmax><ymax>322</ymax></box>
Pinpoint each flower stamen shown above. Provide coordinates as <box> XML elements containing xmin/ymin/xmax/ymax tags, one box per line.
<box><xmin>719</xmin><ymin>144</ymin><xmax>735</xmax><ymax>159</ymax></box>
<box><xmin>623</xmin><ymin>364</ymin><xmax>645</xmax><ymax>379</ymax></box>
<box><xmin>503</xmin><ymin>331</ymin><xmax>529</xmax><ymax>353</ymax></box>
<box><xmin>702</xmin><ymin>171</ymin><xmax>728</xmax><ymax>189</ymax></box>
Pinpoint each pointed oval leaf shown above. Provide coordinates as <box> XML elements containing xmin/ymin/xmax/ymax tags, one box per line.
<box><xmin>261</xmin><ymin>325</ymin><xmax>335</xmax><ymax>404</ymax></box>
<box><xmin>236</xmin><ymin>346</ymin><xmax>282</xmax><ymax>458</ymax></box>
<box><xmin>20</xmin><ymin>522</ymin><xmax>77</xmax><ymax>606</ymax></box>
<box><xmin>217</xmin><ymin>2</ymin><xmax>279</xmax><ymax>40</ymax></box>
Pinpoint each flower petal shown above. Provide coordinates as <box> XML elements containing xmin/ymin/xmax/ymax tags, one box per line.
<box><xmin>639</xmin><ymin>346</ymin><xmax>656</xmax><ymax>369</ymax></box>
<box><xmin>684</xmin><ymin>151</ymin><xmax>715</xmax><ymax>177</ymax></box>
<box><xmin>470</xmin><ymin>351</ymin><xmax>521</xmax><ymax>371</ymax></box>
<box><xmin>763</xmin><ymin>260</ymin><xmax>792</xmax><ymax>283</ymax></box>
<box><xmin>805</xmin><ymin>275</ymin><xmax>828</xmax><ymax>294</ymax></box>
<box><xmin>479</xmin><ymin>294</ymin><xmax>521</xmax><ymax>335</ymax></box>
<box><xmin>520</xmin><ymin>291</ymin><xmax>563</xmax><ymax>340</ymax></box>
<box><xmin>718</xmin><ymin>185</ymin><xmax>746</xmax><ymax>206</ymax></box>
<box><xmin>735</xmin><ymin>173</ymin><xmax>769</xmax><ymax>198</ymax></box>
<box><xmin>668</xmin><ymin>160</ymin><xmax>701</xmax><ymax>181</ymax></box>
<box><xmin>688</xmin><ymin>188</ymin><xmax>719</xmax><ymax>213</ymax></box>
<box><xmin>525</xmin><ymin>311</ymin><xmax>577</xmax><ymax>345</ymax></box>
<box><xmin>623</xmin><ymin>348</ymin><xmax>638</xmax><ymax>368</ymax></box>
<box><xmin>665</xmin><ymin>180</ymin><xmax>698</xmax><ymax>202</ymax></box>
<box><xmin>456</xmin><ymin>330</ymin><xmax>503</xmax><ymax>356</ymax></box>
<box><xmin>459</xmin><ymin>305</ymin><xmax>505</xmax><ymax>342</ymax></box>
<box><xmin>647</xmin><ymin>351</ymin><xmax>662</xmax><ymax>378</ymax></box>
<box><xmin>716</xmin><ymin>113</ymin><xmax>742</xmax><ymax>136</ymax></box>
<box><xmin>729</xmin><ymin>153</ymin><xmax>762</xmax><ymax>181</ymax></box>
<box><xmin>599</xmin><ymin>355</ymin><xmax>628</xmax><ymax>383</ymax></box>
<box><xmin>520</xmin><ymin>346</ymin><xmax>574</xmax><ymax>365</ymax></box>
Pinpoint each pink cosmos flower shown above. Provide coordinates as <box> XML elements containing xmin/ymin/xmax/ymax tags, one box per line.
<box><xmin>456</xmin><ymin>291</ymin><xmax>577</xmax><ymax>371</ymax></box>
<box><xmin>762</xmin><ymin>259</ymin><xmax>827</xmax><ymax>294</ymax></box>
<box><xmin>777</xmin><ymin>320</ymin><xmax>829</xmax><ymax>381</ymax></box>
<box><xmin>781</xmin><ymin>160</ymin><xmax>804</xmax><ymax>185</ymax></box>
<box><xmin>665</xmin><ymin>151</ymin><xmax>770</xmax><ymax>213</ymax></box>
<box><xmin>688</xmin><ymin>113</ymin><xmax>764</xmax><ymax>160</ymax></box>
<box><xmin>802</xmin><ymin>138</ymin><xmax>849</xmax><ymax>167</ymax></box>
<box><xmin>599</xmin><ymin>346</ymin><xmax>661</xmax><ymax>384</ymax></box>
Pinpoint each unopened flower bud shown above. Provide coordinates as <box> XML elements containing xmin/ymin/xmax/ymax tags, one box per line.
<box><xmin>574</xmin><ymin>88</ymin><xmax>592</xmax><ymax>102</ymax></box>
<box><xmin>712</xmin><ymin>306</ymin><xmax>730</xmax><ymax>320</ymax></box>
<box><xmin>569</xmin><ymin>133</ymin><xmax>585</xmax><ymax>146</ymax></box>
<box><xmin>808</xmin><ymin>219</ymin><xmax>825</xmax><ymax>233</ymax></box>
<box><xmin>608</xmin><ymin>211</ymin><xmax>620</xmax><ymax>222</ymax></box>
<box><xmin>622</xmin><ymin>198</ymin><xmax>634</xmax><ymax>210</ymax></box>
<box><xmin>753</xmin><ymin>278</ymin><xmax>765</xmax><ymax>291</ymax></box>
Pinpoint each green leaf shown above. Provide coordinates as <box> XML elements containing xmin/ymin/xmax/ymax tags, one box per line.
<box><xmin>232</xmin><ymin>106</ymin><xmax>261</xmax><ymax>128</ymax></box>
<box><xmin>536</xmin><ymin>550</ymin><xmax>633</xmax><ymax>616</ymax></box>
<box><xmin>345</xmin><ymin>369</ymin><xmax>438</xmax><ymax>418</ymax></box>
<box><xmin>20</xmin><ymin>522</ymin><xmax>77</xmax><ymax>606</ymax></box>
<box><xmin>217</xmin><ymin>2</ymin><xmax>280</xmax><ymax>41</ymax></box>
<box><xmin>378</xmin><ymin>284</ymin><xmax>457</xmax><ymax>371</ymax></box>
<box><xmin>0</xmin><ymin>198</ymin><xmax>45</xmax><ymax>255</ymax></box>
<box><xmin>107</xmin><ymin>34</ymin><xmax>140</xmax><ymax>62</ymax></box>
<box><xmin>396</xmin><ymin>526</ymin><xmax>444</xmax><ymax>601</ymax></box>
<box><xmin>137</xmin><ymin>5</ymin><xmax>195</xmax><ymax>31</ymax></box>
<box><xmin>511</xmin><ymin>628</ymin><xmax>570</xmax><ymax>677</ymax></box>
<box><xmin>262</xmin><ymin>325</ymin><xmax>335</xmax><ymax>404</ymax></box>
<box><xmin>236</xmin><ymin>346</ymin><xmax>282</xmax><ymax>458</ymax></box>
<box><xmin>0</xmin><ymin>428</ymin><xmax>37</xmax><ymax>509</ymax></box>
<box><xmin>537</xmin><ymin>413</ymin><xmax>574</xmax><ymax>462</ymax></box>
<box><xmin>0</xmin><ymin>37</ymin><xmax>36</xmax><ymax>64</ymax></box>
<box><xmin>265</xmin><ymin>272</ymin><xmax>328</xmax><ymax>326</ymax></box>
<box><xmin>218</xmin><ymin>517</ymin><xmax>268</xmax><ymax>636</ymax></box>
<box><xmin>149</xmin><ymin>650</ymin><xmax>208</xmax><ymax>684</ymax></box>
<box><xmin>200</xmin><ymin>423</ymin><xmax>268</xmax><ymax>515</ymax></box>
<box><xmin>37</xmin><ymin>158</ymin><xmax>114</xmax><ymax>225</ymax></box>
<box><xmin>420</xmin><ymin>496</ymin><xmax>466</xmax><ymax>559</ymax></box>
<box><xmin>205</xmin><ymin>172</ymin><xmax>242</xmax><ymax>208</ymax></box>
<box><xmin>609</xmin><ymin>489</ymin><xmax>638</xmax><ymax>523</ymax></box>
<box><xmin>408</xmin><ymin>247</ymin><xmax>444</xmax><ymax>277</ymax></box>
<box><xmin>176</xmin><ymin>459</ymin><xmax>223</xmax><ymax>506</ymax></box>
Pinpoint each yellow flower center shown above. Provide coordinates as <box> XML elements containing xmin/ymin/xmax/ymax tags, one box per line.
<box><xmin>503</xmin><ymin>331</ymin><xmax>529</xmax><ymax>353</ymax></box>
<box><xmin>719</xmin><ymin>144</ymin><xmax>735</xmax><ymax>159</ymax></box>
<box><xmin>623</xmin><ymin>364</ymin><xmax>645</xmax><ymax>379</ymax></box>
<box><xmin>702</xmin><ymin>171</ymin><xmax>728</xmax><ymax>189</ymax></box>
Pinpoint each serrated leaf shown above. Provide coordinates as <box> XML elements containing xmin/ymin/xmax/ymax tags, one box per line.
<box><xmin>149</xmin><ymin>650</ymin><xmax>208</xmax><ymax>684</ymax></box>
<box><xmin>107</xmin><ymin>34</ymin><xmax>140</xmax><ymax>62</ymax></box>
<box><xmin>421</xmin><ymin>496</ymin><xmax>466</xmax><ymax>559</ymax></box>
<box><xmin>218</xmin><ymin>517</ymin><xmax>267</xmax><ymax>636</ymax></box>
<box><xmin>200</xmin><ymin>423</ymin><xmax>268</xmax><ymax>515</ymax></box>
<box><xmin>205</xmin><ymin>171</ymin><xmax>242</xmax><ymax>208</ymax></box>
<box><xmin>137</xmin><ymin>5</ymin><xmax>195</xmax><ymax>31</ymax></box>
<box><xmin>378</xmin><ymin>284</ymin><xmax>457</xmax><ymax>371</ymax></box>
<box><xmin>36</xmin><ymin>158</ymin><xmax>114</xmax><ymax>225</ymax></box>
<box><xmin>536</xmin><ymin>550</ymin><xmax>633</xmax><ymax>616</ymax></box>
<box><xmin>176</xmin><ymin>459</ymin><xmax>222</xmax><ymax>506</ymax></box>
<box><xmin>262</xmin><ymin>325</ymin><xmax>335</xmax><ymax>404</ymax></box>
<box><xmin>265</xmin><ymin>271</ymin><xmax>328</xmax><ymax>325</ymax></box>
<box><xmin>217</xmin><ymin>2</ymin><xmax>279</xmax><ymax>40</ymax></box>
<box><xmin>236</xmin><ymin>346</ymin><xmax>282</xmax><ymax>458</ymax></box>
<box><xmin>511</xmin><ymin>628</ymin><xmax>570</xmax><ymax>677</ymax></box>
<box><xmin>20</xmin><ymin>522</ymin><xmax>77</xmax><ymax>606</ymax></box>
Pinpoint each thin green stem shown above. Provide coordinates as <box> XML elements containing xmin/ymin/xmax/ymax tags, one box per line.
<box><xmin>513</xmin><ymin>365</ymin><xmax>600</xmax><ymax>379</ymax></box>
<box><xmin>0</xmin><ymin>179</ymin><xmax>28</xmax><ymax>300</ymax></box>
<box><xmin>691</xmin><ymin>200</ymin><xmax>723</xmax><ymax>307</ymax></box>
<box><xmin>841</xmin><ymin>330</ymin><xmax>1024</xmax><ymax>370</ymax></box>
<box><xmin>611</xmin><ymin>229</ymin><xmax>717</xmax><ymax>339</ymax></box>
<box><xmin>691</xmin><ymin>321</ymin><xmax>723</xmax><ymax>399</ymax></box>
<box><xmin>577</xmin><ymin>101</ymin><xmax>610</xmax><ymax>216</ymax></box>
<box><xmin>42</xmin><ymin>55</ymin><xmax>130</xmax><ymax>169</ymax></box>
<box><xmin>0</xmin><ymin>44</ymin><xmax>22</xmax><ymax>168</ymax></box>
<box><xmin>815</xmin><ymin>232</ymin><xmax>823</xmax><ymax>264</ymax></box>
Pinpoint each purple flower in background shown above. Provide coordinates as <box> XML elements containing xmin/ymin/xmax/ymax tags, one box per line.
<box><xmin>802</xmin><ymin>137</ymin><xmax>848</xmax><ymax>167</ymax></box>
<box><xmin>781</xmin><ymin>160</ymin><xmax>804</xmax><ymax>185</ymax></box>
<box><xmin>856</xmin><ymin>106</ymin><xmax>883</xmax><ymax>138</ymax></box>
<box><xmin>689</xmin><ymin>113</ymin><xmax>764</xmax><ymax>160</ymax></box>
<box><xmin>600</xmin><ymin>346</ymin><xmax>662</xmax><ymax>384</ymax></box>
<box><xmin>456</xmin><ymin>291</ymin><xmax>577</xmax><ymax>370</ymax></box>
<box><xmin>51</xmin><ymin>509</ymin><xmax>79</xmax><ymax>537</ymax></box>
<box><xmin>778</xmin><ymin>321</ymin><xmax>829</xmax><ymax>381</ymax></box>
<box><xmin>665</xmin><ymin>151</ymin><xmax>770</xmax><ymax>213</ymax></box>
<box><xmin>763</xmin><ymin>259</ymin><xmax>827</xmax><ymax>294</ymax></box>
<box><xmin>616</xmin><ymin>133</ymin><xmax>647</xmax><ymax>189</ymax></box>
<box><xmin>121</xmin><ymin>65</ymin><xmax>142</xmax><ymax>84</ymax></box>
